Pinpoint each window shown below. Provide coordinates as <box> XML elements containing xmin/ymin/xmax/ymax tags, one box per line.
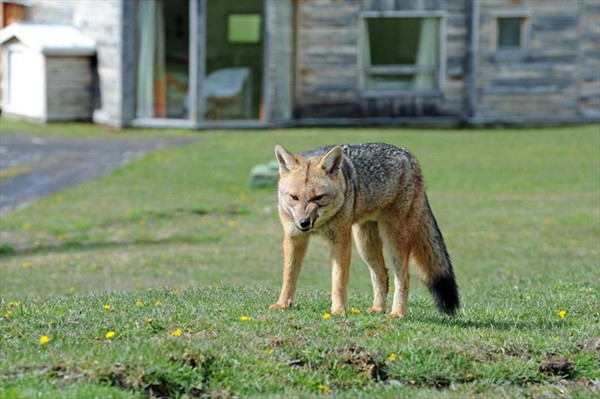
<box><xmin>493</xmin><ymin>14</ymin><xmax>530</xmax><ymax>52</ymax></box>
<box><xmin>228</xmin><ymin>14</ymin><xmax>262</xmax><ymax>44</ymax></box>
<box><xmin>497</xmin><ymin>17</ymin><xmax>524</xmax><ymax>49</ymax></box>
<box><xmin>361</xmin><ymin>16</ymin><xmax>442</xmax><ymax>92</ymax></box>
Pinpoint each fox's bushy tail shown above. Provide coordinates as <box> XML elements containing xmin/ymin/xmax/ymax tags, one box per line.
<box><xmin>412</xmin><ymin>196</ymin><xmax>459</xmax><ymax>315</ymax></box>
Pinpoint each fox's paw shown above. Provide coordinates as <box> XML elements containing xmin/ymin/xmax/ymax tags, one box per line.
<box><xmin>331</xmin><ymin>306</ymin><xmax>346</xmax><ymax>316</ymax></box>
<box><xmin>269</xmin><ymin>301</ymin><xmax>292</xmax><ymax>310</ymax></box>
<box><xmin>367</xmin><ymin>306</ymin><xmax>386</xmax><ymax>314</ymax></box>
<box><xmin>387</xmin><ymin>311</ymin><xmax>406</xmax><ymax>319</ymax></box>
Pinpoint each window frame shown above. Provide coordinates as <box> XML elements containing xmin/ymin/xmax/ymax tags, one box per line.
<box><xmin>358</xmin><ymin>11</ymin><xmax>446</xmax><ymax>97</ymax></box>
<box><xmin>491</xmin><ymin>10</ymin><xmax>531</xmax><ymax>54</ymax></box>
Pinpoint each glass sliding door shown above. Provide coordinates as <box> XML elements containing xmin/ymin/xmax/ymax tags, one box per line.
<box><xmin>204</xmin><ymin>0</ymin><xmax>264</xmax><ymax>121</ymax></box>
<box><xmin>131</xmin><ymin>0</ymin><xmax>270</xmax><ymax>126</ymax></box>
<box><xmin>135</xmin><ymin>0</ymin><xmax>190</xmax><ymax>120</ymax></box>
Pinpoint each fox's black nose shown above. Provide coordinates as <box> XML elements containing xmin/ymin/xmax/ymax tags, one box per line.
<box><xmin>299</xmin><ymin>219</ymin><xmax>311</xmax><ymax>230</ymax></box>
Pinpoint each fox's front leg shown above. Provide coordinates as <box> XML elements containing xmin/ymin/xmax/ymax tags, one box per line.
<box><xmin>330</xmin><ymin>231</ymin><xmax>352</xmax><ymax>315</ymax></box>
<box><xmin>270</xmin><ymin>233</ymin><xmax>309</xmax><ymax>310</ymax></box>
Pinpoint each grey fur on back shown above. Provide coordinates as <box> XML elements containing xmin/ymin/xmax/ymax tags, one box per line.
<box><xmin>302</xmin><ymin>143</ymin><xmax>421</xmax><ymax>209</ymax></box>
<box><xmin>341</xmin><ymin>143</ymin><xmax>415</xmax><ymax>184</ymax></box>
<box><xmin>301</xmin><ymin>143</ymin><xmax>415</xmax><ymax>177</ymax></box>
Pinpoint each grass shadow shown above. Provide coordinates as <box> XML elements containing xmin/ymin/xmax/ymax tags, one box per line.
<box><xmin>0</xmin><ymin>235</ymin><xmax>220</xmax><ymax>258</ymax></box>
<box><xmin>416</xmin><ymin>312</ymin><xmax>565</xmax><ymax>331</ymax></box>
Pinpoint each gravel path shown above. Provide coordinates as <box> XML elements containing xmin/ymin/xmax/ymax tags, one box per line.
<box><xmin>0</xmin><ymin>134</ymin><xmax>194</xmax><ymax>215</ymax></box>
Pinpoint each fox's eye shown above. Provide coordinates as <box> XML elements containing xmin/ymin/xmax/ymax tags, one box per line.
<box><xmin>290</xmin><ymin>194</ymin><xmax>299</xmax><ymax>201</ymax></box>
<box><xmin>312</xmin><ymin>195</ymin><xmax>324</xmax><ymax>201</ymax></box>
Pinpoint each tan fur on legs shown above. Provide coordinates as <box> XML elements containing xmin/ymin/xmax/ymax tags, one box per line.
<box><xmin>330</xmin><ymin>230</ymin><xmax>352</xmax><ymax>315</ymax></box>
<box><xmin>352</xmin><ymin>222</ymin><xmax>388</xmax><ymax>313</ymax></box>
<box><xmin>270</xmin><ymin>234</ymin><xmax>309</xmax><ymax>309</ymax></box>
<box><xmin>388</xmin><ymin>249</ymin><xmax>410</xmax><ymax>318</ymax></box>
<box><xmin>380</xmin><ymin>213</ymin><xmax>414</xmax><ymax>318</ymax></box>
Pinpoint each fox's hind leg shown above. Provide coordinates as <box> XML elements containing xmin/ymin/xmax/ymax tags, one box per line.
<box><xmin>353</xmin><ymin>222</ymin><xmax>388</xmax><ymax>313</ymax></box>
<box><xmin>380</xmin><ymin>222</ymin><xmax>411</xmax><ymax>318</ymax></box>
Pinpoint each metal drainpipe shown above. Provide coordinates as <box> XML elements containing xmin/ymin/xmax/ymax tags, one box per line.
<box><xmin>465</xmin><ymin>0</ymin><xmax>479</xmax><ymax>125</ymax></box>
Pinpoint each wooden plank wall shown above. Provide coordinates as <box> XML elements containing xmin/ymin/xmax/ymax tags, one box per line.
<box><xmin>294</xmin><ymin>0</ymin><xmax>360</xmax><ymax>118</ymax></box>
<box><xmin>294</xmin><ymin>0</ymin><xmax>468</xmax><ymax>119</ymax></box>
<box><xmin>579</xmin><ymin>0</ymin><xmax>600</xmax><ymax>118</ymax></box>
<box><xmin>268</xmin><ymin>0</ymin><xmax>294</xmax><ymax>123</ymax></box>
<box><xmin>476</xmin><ymin>0</ymin><xmax>599</xmax><ymax>120</ymax></box>
<box><xmin>45</xmin><ymin>56</ymin><xmax>93</xmax><ymax>121</ymax></box>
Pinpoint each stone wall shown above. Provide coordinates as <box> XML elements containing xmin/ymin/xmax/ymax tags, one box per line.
<box><xmin>73</xmin><ymin>0</ymin><xmax>124</xmax><ymax>127</ymax></box>
<box><xmin>22</xmin><ymin>0</ymin><xmax>124</xmax><ymax>126</ymax></box>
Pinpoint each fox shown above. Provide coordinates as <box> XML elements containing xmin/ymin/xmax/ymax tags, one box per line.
<box><xmin>269</xmin><ymin>143</ymin><xmax>459</xmax><ymax>318</ymax></box>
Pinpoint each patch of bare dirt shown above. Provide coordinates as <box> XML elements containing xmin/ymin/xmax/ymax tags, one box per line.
<box><xmin>329</xmin><ymin>344</ymin><xmax>387</xmax><ymax>382</ymax></box>
<box><xmin>538</xmin><ymin>353</ymin><xmax>576</xmax><ymax>378</ymax></box>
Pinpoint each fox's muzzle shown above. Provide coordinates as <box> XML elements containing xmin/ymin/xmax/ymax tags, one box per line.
<box><xmin>296</xmin><ymin>213</ymin><xmax>318</xmax><ymax>232</ymax></box>
<box><xmin>298</xmin><ymin>218</ymin><xmax>312</xmax><ymax>231</ymax></box>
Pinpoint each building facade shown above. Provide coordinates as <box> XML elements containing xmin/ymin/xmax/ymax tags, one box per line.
<box><xmin>1</xmin><ymin>0</ymin><xmax>599</xmax><ymax>127</ymax></box>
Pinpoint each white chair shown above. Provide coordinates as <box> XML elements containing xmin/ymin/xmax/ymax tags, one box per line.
<box><xmin>202</xmin><ymin>67</ymin><xmax>252</xmax><ymax>119</ymax></box>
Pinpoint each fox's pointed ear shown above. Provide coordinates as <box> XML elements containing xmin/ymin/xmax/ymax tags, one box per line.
<box><xmin>275</xmin><ymin>144</ymin><xmax>297</xmax><ymax>174</ymax></box>
<box><xmin>320</xmin><ymin>146</ymin><xmax>343</xmax><ymax>175</ymax></box>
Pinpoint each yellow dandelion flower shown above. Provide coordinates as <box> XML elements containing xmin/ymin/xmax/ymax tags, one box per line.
<box><xmin>557</xmin><ymin>310</ymin><xmax>567</xmax><ymax>319</ymax></box>
<box><xmin>388</xmin><ymin>352</ymin><xmax>397</xmax><ymax>362</ymax></box>
<box><xmin>39</xmin><ymin>335</ymin><xmax>51</xmax><ymax>345</ymax></box>
<box><xmin>322</xmin><ymin>313</ymin><xmax>331</xmax><ymax>320</ymax></box>
<box><xmin>498</xmin><ymin>310</ymin><xmax>504</xmax><ymax>317</ymax></box>
<box><xmin>4</xmin><ymin>310</ymin><xmax>13</xmax><ymax>318</ymax></box>
<box><xmin>146</xmin><ymin>318</ymin><xmax>153</xmax><ymax>324</ymax></box>
<box><xmin>240</xmin><ymin>316</ymin><xmax>251</xmax><ymax>322</ymax></box>
<box><xmin>155</xmin><ymin>301</ymin><xmax>163</xmax><ymax>307</ymax></box>
<box><xmin>7</xmin><ymin>301</ymin><xmax>21</xmax><ymax>307</ymax></box>
<box><xmin>351</xmin><ymin>308</ymin><xmax>361</xmax><ymax>315</ymax></box>
<box><xmin>171</xmin><ymin>329</ymin><xmax>182</xmax><ymax>337</ymax></box>
<box><xmin>103</xmin><ymin>304</ymin><xmax>113</xmax><ymax>311</ymax></box>
<box><xmin>68</xmin><ymin>287</ymin><xmax>76</xmax><ymax>293</ymax></box>
<box><xmin>105</xmin><ymin>331</ymin><xmax>116</xmax><ymax>339</ymax></box>
<box><xmin>318</xmin><ymin>384</ymin><xmax>332</xmax><ymax>394</ymax></box>
<box><xmin>585</xmin><ymin>287</ymin><xmax>592</xmax><ymax>294</ymax></box>
<box><xmin>135</xmin><ymin>301</ymin><xmax>143</xmax><ymax>308</ymax></box>
<box><xmin>22</xmin><ymin>262</ymin><xmax>31</xmax><ymax>269</ymax></box>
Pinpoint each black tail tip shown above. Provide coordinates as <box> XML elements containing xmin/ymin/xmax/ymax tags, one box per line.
<box><xmin>427</xmin><ymin>274</ymin><xmax>460</xmax><ymax>316</ymax></box>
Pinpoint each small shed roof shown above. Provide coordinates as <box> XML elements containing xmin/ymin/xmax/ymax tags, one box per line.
<box><xmin>0</xmin><ymin>23</ymin><xmax>95</xmax><ymax>55</ymax></box>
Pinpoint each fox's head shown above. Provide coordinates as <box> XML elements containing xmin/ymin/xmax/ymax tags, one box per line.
<box><xmin>275</xmin><ymin>145</ymin><xmax>346</xmax><ymax>234</ymax></box>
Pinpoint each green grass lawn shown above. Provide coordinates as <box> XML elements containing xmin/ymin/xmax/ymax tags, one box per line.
<box><xmin>1</xmin><ymin>121</ymin><xmax>599</xmax><ymax>398</ymax></box>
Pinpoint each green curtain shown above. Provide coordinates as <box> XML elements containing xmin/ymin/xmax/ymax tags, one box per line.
<box><xmin>135</xmin><ymin>0</ymin><xmax>166</xmax><ymax>118</ymax></box>
<box><xmin>413</xmin><ymin>18</ymin><xmax>438</xmax><ymax>90</ymax></box>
